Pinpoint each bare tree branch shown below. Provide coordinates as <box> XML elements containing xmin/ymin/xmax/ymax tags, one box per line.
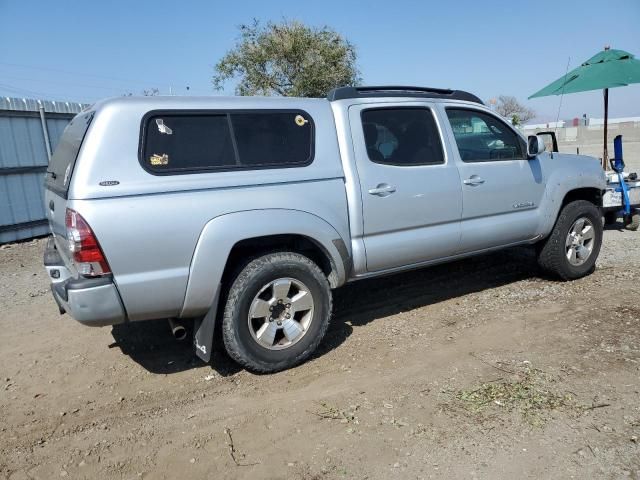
<box><xmin>495</xmin><ymin>95</ymin><xmax>536</xmax><ymax>125</ymax></box>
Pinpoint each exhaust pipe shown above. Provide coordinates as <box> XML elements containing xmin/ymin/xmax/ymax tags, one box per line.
<box><xmin>168</xmin><ymin>318</ymin><xmax>187</xmax><ymax>341</ymax></box>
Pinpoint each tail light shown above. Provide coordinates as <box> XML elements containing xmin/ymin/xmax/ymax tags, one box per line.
<box><xmin>65</xmin><ymin>208</ymin><xmax>111</xmax><ymax>277</ymax></box>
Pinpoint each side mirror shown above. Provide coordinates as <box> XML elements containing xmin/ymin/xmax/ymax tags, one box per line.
<box><xmin>536</xmin><ymin>131</ymin><xmax>558</xmax><ymax>152</ymax></box>
<box><xmin>527</xmin><ymin>135</ymin><xmax>546</xmax><ymax>158</ymax></box>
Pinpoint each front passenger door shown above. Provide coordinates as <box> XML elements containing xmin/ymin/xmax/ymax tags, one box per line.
<box><xmin>443</xmin><ymin>107</ymin><xmax>546</xmax><ymax>252</ymax></box>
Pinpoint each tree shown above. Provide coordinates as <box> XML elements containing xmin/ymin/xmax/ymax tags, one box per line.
<box><xmin>122</xmin><ymin>88</ymin><xmax>160</xmax><ymax>97</ymax></box>
<box><xmin>494</xmin><ymin>95</ymin><xmax>535</xmax><ymax>125</ymax></box>
<box><xmin>212</xmin><ymin>20</ymin><xmax>360</xmax><ymax>97</ymax></box>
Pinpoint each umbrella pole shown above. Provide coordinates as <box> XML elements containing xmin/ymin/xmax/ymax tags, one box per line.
<box><xmin>603</xmin><ymin>88</ymin><xmax>609</xmax><ymax>169</ymax></box>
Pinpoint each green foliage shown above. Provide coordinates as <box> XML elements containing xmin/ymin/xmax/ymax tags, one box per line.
<box><xmin>455</xmin><ymin>365</ymin><xmax>578</xmax><ymax>426</ymax></box>
<box><xmin>213</xmin><ymin>20</ymin><xmax>360</xmax><ymax>97</ymax></box>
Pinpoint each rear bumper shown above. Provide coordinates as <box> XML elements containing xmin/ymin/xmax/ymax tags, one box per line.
<box><xmin>44</xmin><ymin>237</ymin><xmax>126</xmax><ymax>326</ymax></box>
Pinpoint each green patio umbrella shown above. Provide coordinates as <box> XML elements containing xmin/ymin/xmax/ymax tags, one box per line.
<box><xmin>529</xmin><ymin>47</ymin><xmax>640</xmax><ymax>168</ymax></box>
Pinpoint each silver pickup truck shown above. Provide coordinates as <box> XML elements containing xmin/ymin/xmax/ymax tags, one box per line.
<box><xmin>43</xmin><ymin>86</ymin><xmax>606</xmax><ymax>372</ymax></box>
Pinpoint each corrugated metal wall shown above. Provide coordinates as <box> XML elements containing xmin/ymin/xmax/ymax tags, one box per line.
<box><xmin>0</xmin><ymin>97</ymin><xmax>88</xmax><ymax>243</ymax></box>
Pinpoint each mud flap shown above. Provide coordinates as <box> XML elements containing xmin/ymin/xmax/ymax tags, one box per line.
<box><xmin>192</xmin><ymin>286</ymin><xmax>220</xmax><ymax>363</ymax></box>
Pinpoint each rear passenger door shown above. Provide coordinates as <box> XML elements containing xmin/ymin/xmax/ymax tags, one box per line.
<box><xmin>442</xmin><ymin>107</ymin><xmax>546</xmax><ymax>252</ymax></box>
<box><xmin>349</xmin><ymin>104</ymin><xmax>463</xmax><ymax>272</ymax></box>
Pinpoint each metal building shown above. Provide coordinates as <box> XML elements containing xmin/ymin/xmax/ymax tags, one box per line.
<box><xmin>0</xmin><ymin>97</ymin><xmax>88</xmax><ymax>243</ymax></box>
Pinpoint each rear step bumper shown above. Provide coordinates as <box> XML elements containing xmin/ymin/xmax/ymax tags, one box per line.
<box><xmin>44</xmin><ymin>237</ymin><xmax>126</xmax><ymax>326</ymax></box>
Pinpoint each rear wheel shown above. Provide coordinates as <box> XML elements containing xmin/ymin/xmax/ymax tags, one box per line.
<box><xmin>222</xmin><ymin>252</ymin><xmax>332</xmax><ymax>373</ymax></box>
<box><xmin>537</xmin><ymin>200</ymin><xmax>603</xmax><ymax>280</ymax></box>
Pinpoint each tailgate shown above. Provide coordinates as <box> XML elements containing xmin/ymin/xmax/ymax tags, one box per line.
<box><xmin>44</xmin><ymin>110</ymin><xmax>94</xmax><ymax>261</ymax></box>
<box><xmin>44</xmin><ymin>189</ymin><xmax>71</xmax><ymax>259</ymax></box>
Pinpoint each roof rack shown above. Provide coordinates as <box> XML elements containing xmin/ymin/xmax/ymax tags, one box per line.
<box><xmin>327</xmin><ymin>86</ymin><xmax>484</xmax><ymax>105</ymax></box>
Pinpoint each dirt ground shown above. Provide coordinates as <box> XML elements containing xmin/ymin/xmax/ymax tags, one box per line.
<box><xmin>1</xmin><ymin>226</ymin><xmax>639</xmax><ymax>480</ymax></box>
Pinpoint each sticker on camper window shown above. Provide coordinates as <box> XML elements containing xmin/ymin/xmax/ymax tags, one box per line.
<box><xmin>294</xmin><ymin>114</ymin><xmax>308</xmax><ymax>126</ymax></box>
<box><xmin>149</xmin><ymin>153</ymin><xmax>169</xmax><ymax>166</ymax></box>
<box><xmin>155</xmin><ymin>118</ymin><xmax>173</xmax><ymax>135</ymax></box>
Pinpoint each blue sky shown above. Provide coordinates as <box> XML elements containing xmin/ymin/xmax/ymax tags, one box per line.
<box><xmin>1</xmin><ymin>0</ymin><xmax>638</xmax><ymax>122</ymax></box>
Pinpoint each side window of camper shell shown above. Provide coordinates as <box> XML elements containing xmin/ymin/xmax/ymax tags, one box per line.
<box><xmin>141</xmin><ymin>110</ymin><xmax>315</xmax><ymax>174</ymax></box>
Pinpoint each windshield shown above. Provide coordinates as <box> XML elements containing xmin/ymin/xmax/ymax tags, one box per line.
<box><xmin>45</xmin><ymin>111</ymin><xmax>94</xmax><ymax>196</ymax></box>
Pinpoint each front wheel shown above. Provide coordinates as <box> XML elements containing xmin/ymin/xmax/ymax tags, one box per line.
<box><xmin>536</xmin><ymin>200</ymin><xmax>603</xmax><ymax>280</ymax></box>
<box><xmin>222</xmin><ymin>252</ymin><xmax>332</xmax><ymax>373</ymax></box>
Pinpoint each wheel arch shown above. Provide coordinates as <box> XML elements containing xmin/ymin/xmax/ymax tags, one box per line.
<box><xmin>561</xmin><ymin>187</ymin><xmax>603</xmax><ymax>208</ymax></box>
<box><xmin>539</xmin><ymin>185</ymin><xmax>605</xmax><ymax>239</ymax></box>
<box><xmin>221</xmin><ymin>233</ymin><xmax>341</xmax><ymax>290</ymax></box>
<box><xmin>180</xmin><ymin>209</ymin><xmax>350</xmax><ymax>319</ymax></box>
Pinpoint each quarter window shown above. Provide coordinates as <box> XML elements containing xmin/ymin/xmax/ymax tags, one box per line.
<box><xmin>142</xmin><ymin>111</ymin><xmax>313</xmax><ymax>173</ymax></box>
<box><xmin>361</xmin><ymin>108</ymin><xmax>445</xmax><ymax>166</ymax></box>
<box><xmin>445</xmin><ymin>109</ymin><xmax>526</xmax><ymax>162</ymax></box>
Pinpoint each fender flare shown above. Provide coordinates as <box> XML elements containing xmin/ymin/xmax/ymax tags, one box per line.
<box><xmin>185</xmin><ymin>208</ymin><xmax>350</xmax><ymax>362</ymax></box>
<box><xmin>537</xmin><ymin>174</ymin><xmax>604</xmax><ymax>237</ymax></box>
<box><xmin>182</xmin><ymin>208</ymin><xmax>349</xmax><ymax>318</ymax></box>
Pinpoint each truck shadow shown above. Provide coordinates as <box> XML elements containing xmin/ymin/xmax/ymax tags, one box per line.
<box><xmin>110</xmin><ymin>246</ymin><xmax>540</xmax><ymax>376</ymax></box>
<box><xmin>110</xmin><ymin>319</ymin><xmax>209</xmax><ymax>374</ymax></box>
<box><xmin>603</xmin><ymin>221</ymin><xmax>631</xmax><ymax>232</ymax></box>
<box><xmin>110</xmin><ymin>319</ymin><xmax>248</xmax><ymax>376</ymax></box>
<box><xmin>316</xmin><ymin>246</ymin><xmax>539</xmax><ymax>358</ymax></box>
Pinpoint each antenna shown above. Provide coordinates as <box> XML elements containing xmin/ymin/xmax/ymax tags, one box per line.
<box><xmin>553</xmin><ymin>56</ymin><xmax>571</xmax><ymax>157</ymax></box>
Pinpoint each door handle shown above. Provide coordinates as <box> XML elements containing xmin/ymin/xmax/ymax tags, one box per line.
<box><xmin>368</xmin><ymin>184</ymin><xmax>396</xmax><ymax>196</ymax></box>
<box><xmin>463</xmin><ymin>176</ymin><xmax>485</xmax><ymax>186</ymax></box>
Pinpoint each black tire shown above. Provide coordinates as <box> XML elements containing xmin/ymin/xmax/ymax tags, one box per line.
<box><xmin>624</xmin><ymin>212</ymin><xmax>639</xmax><ymax>231</ymax></box>
<box><xmin>603</xmin><ymin>211</ymin><xmax>618</xmax><ymax>225</ymax></box>
<box><xmin>222</xmin><ymin>252</ymin><xmax>332</xmax><ymax>373</ymax></box>
<box><xmin>536</xmin><ymin>200</ymin><xmax>603</xmax><ymax>280</ymax></box>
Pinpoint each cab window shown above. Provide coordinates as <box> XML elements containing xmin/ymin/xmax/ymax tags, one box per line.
<box><xmin>446</xmin><ymin>108</ymin><xmax>526</xmax><ymax>162</ymax></box>
<box><xmin>361</xmin><ymin>108</ymin><xmax>444</xmax><ymax>166</ymax></box>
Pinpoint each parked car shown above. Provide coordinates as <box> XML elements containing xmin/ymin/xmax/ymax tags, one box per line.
<box><xmin>44</xmin><ymin>86</ymin><xmax>607</xmax><ymax>372</ymax></box>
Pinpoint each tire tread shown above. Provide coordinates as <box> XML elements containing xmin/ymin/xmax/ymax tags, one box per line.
<box><xmin>537</xmin><ymin>200</ymin><xmax>602</xmax><ymax>280</ymax></box>
<box><xmin>222</xmin><ymin>252</ymin><xmax>332</xmax><ymax>373</ymax></box>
